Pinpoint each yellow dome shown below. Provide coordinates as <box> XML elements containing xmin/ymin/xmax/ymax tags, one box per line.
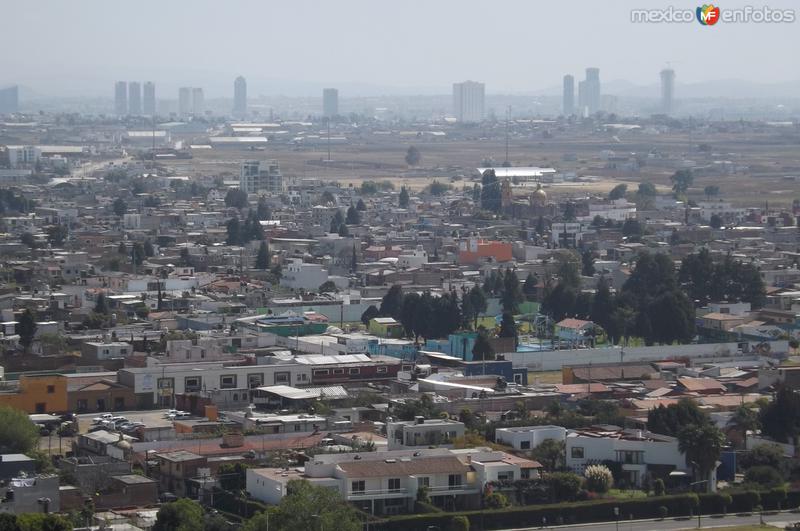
<box><xmin>531</xmin><ymin>184</ymin><xmax>547</xmax><ymax>205</ymax></box>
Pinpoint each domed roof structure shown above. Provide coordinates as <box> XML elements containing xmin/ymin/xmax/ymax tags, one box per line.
<box><xmin>530</xmin><ymin>183</ymin><xmax>547</xmax><ymax>206</ymax></box>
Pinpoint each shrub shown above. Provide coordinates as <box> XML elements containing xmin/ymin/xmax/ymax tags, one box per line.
<box><xmin>658</xmin><ymin>506</ymin><xmax>668</xmax><ymax>519</ymax></box>
<box><xmin>450</xmin><ymin>515</ymin><xmax>470</xmax><ymax>531</ymax></box>
<box><xmin>744</xmin><ymin>466</ymin><xmax>784</xmax><ymax>488</ymax></box>
<box><xmin>653</xmin><ymin>478</ymin><xmax>666</xmax><ymax>496</ymax></box>
<box><xmin>763</xmin><ymin>486</ymin><xmax>788</xmax><ymax>510</ymax></box>
<box><xmin>484</xmin><ymin>492</ymin><xmax>510</xmax><ymax>510</ymax></box>
<box><xmin>545</xmin><ymin>472</ymin><xmax>583</xmax><ymax>502</ymax></box>
<box><xmin>584</xmin><ymin>465</ymin><xmax>614</xmax><ymax>494</ymax></box>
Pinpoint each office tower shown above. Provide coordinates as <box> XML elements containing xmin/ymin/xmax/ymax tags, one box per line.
<box><xmin>240</xmin><ymin>160</ymin><xmax>283</xmax><ymax>194</ymax></box>
<box><xmin>114</xmin><ymin>81</ymin><xmax>128</xmax><ymax>115</ymax></box>
<box><xmin>322</xmin><ymin>88</ymin><xmax>339</xmax><ymax>118</ymax></box>
<box><xmin>660</xmin><ymin>68</ymin><xmax>675</xmax><ymax>115</ymax></box>
<box><xmin>233</xmin><ymin>76</ymin><xmax>247</xmax><ymax>117</ymax></box>
<box><xmin>178</xmin><ymin>87</ymin><xmax>192</xmax><ymax>116</ymax></box>
<box><xmin>143</xmin><ymin>82</ymin><xmax>156</xmax><ymax>115</ymax></box>
<box><xmin>0</xmin><ymin>85</ymin><xmax>19</xmax><ymax>114</ymax></box>
<box><xmin>192</xmin><ymin>87</ymin><xmax>204</xmax><ymax>115</ymax></box>
<box><xmin>452</xmin><ymin>80</ymin><xmax>485</xmax><ymax>123</ymax></box>
<box><xmin>128</xmin><ymin>82</ymin><xmax>142</xmax><ymax>115</ymax></box>
<box><xmin>584</xmin><ymin>67</ymin><xmax>601</xmax><ymax>114</ymax></box>
<box><xmin>577</xmin><ymin>80</ymin><xmax>587</xmax><ymax>117</ymax></box>
<box><xmin>562</xmin><ymin>75</ymin><xmax>575</xmax><ymax>116</ymax></box>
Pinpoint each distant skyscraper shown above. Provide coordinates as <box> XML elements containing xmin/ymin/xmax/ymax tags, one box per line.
<box><xmin>192</xmin><ymin>87</ymin><xmax>204</xmax><ymax>116</ymax></box>
<box><xmin>584</xmin><ymin>67</ymin><xmax>601</xmax><ymax>115</ymax></box>
<box><xmin>128</xmin><ymin>82</ymin><xmax>142</xmax><ymax>115</ymax></box>
<box><xmin>178</xmin><ymin>87</ymin><xmax>192</xmax><ymax>116</ymax></box>
<box><xmin>143</xmin><ymin>82</ymin><xmax>156</xmax><ymax>115</ymax></box>
<box><xmin>0</xmin><ymin>85</ymin><xmax>19</xmax><ymax>114</ymax></box>
<box><xmin>233</xmin><ymin>76</ymin><xmax>247</xmax><ymax>117</ymax></box>
<box><xmin>660</xmin><ymin>68</ymin><xmax>675</xmax><ymax>115</ymax></box>
<box><xmin>322</xmin><ymin>88</ymin><xmax>339</xmax><ymax>118</ymax></box>
<box><xmin>114</xmin><ymin>81</ymin><xmax>128</xmax><ymax>115</ymax></box>
<box><xmin>562</xmin><ymin>75</ymin><xmax>575</xmax><ymax>116</ymax></box>
<box><xmin>577</xmin><ymin>80</ymin><xmax>587</xmax><ymax>117</ymax></box>
<box><xmin>452</xmin><ymin>80</ymin><xmax>485</xmax><ymax>123</ymax></box>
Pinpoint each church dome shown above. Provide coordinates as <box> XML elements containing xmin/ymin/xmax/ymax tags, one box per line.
<box><xmin>531</xmin><ymin>183</ymin><xmax>547</xmax><ymax>205</ymax></box>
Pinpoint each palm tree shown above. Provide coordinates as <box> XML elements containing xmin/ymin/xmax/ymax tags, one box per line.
<box><xmin>726</xmin><ymin>405</ymin><xmax>761</xmax><ymax>448</ymax></box>
<box><xmin>678</xmin><ymin>423</ymin><xmax>725</xmax><ymax>492</ymax></box>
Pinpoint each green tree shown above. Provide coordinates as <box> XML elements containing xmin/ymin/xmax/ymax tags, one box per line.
<box><xmin>217</xmin><ymin>462</ymin><xmax>249</xmax><ymax>491</ymax></box>
<box><xmin>94</xmin><ymin>293</ymin><xmax>109</xmax><ymax>314</ymax></box>
<box><xmin>258</xmin><ymin>479</ymin><xmax>361</xmax><ymax>531</ymax></box>
<box><xmin>226</xmin><ymin>217</ymin><xmax>242</xmax><ymax>245</ymax></box>
<box><xmin>498</xmin><ymin>313</ymin><xmax>518</xmax><ymax>345</ymax></box>
<box><xmin>132</xmin><ymin>241</ymin><xmax>145</xmax><ymax>266</ymax></box>
<box><xmin>345</xmin><ymin>205</ymin><xmax>360</xmax><ymax>225</ymax></box>
<box><xmin>472</xmin><ymin>332</ymin><xmax>495</xmax><ymax>361</ymax></box>
<box><xmin>710</xmin><ymin>213</ymin><xmax>723</xmax><ymax>229</ymax></box>
<box><xmin>0</xmin><ymin>406</ymin><xmax>39</xmax><ymax>453</ymax></box>
<box><xmin>255</xmin><ymin>241</ymin><xmax>270</xmax><ymax>270</ymax></box>
<box><xmin>405</xmin><ymin>145</ymin><xmax>421</xmax><ymax>166</ymax></box>
<box><xmin>480</xmin><ymin>170</ymin><xmax>502</xmax><ymax>213</ymax></box>
<box><xmin>670</xmin><ymin>169</ymin><xmax>694</xmax><ymax>196</ymax></box>
<box><xmin>355</xmin><ymin>198</ymin><xmax>366</xmax><ymax>211</ymax></box>
<box><xmin>379</xmin><ymin>285</ymin><xmax>403</xmax><ymax>318</ymax></box>
<box><xmin>224</xmin><ymin>188</ymin><xmax>248</xmax><ymax>209</ymax></box>
<box><xmin>45</xmin><ymin>224</ymin><xmax>68</xmax><ymax>246</ymax></box>
<box><xmin>153</xmin><ymin>499</ymin><xmax>204</xmax><ymax>531</ymax></box>
<box><xmin>318</xmin><ymin>280</ymin><xmax>337</xmax><ymax>293</ymax></box>
<box><xmin>532</xmin><ymin>438</ymin><xmax>565</xmax><ymax>471</ymax></box>
<box><xmin>608</xmin><ymin>184</ymin><xmax>627</xmax><ymax>200</ymax></box>
<box><xmin>500</xmin><ymin>269</ymin><xmax>522</xmax><ymax>313</ymax></box>
<box><xmin>704</xmin><ymin>185</ymin><xmax>720</xmax><ymax>199</ymax></box>
<box><xmin>399</xmin><ymin>186</ymin><xmax>410</xmax><ymax>208</ymax></box>
<box><xmin>727</xmin><ymin>405</ymin><xmax>761</xmax><ymax>444</ymax></box>
<box><xmin>450</xmin><ymin>515</ymin><xmax>470</xmax><ymax>531</ymax></box>
<box><xmin>760</xmin><ymin>385</ymin><xmax>800</xmax><ymax>444</ymax></box>
<box><xmin>17</xmin><ymin>309</ymin><xmax>37</xmax><ymax>353</ymax></box>
<box><xmin>16</xmin><ymin>514</ymin><xmax>70</xmax><ymax>531</ymax></box>
<box><xmin>360</xmin><ymin>305</ymin><xmax>380</xmax><ymax>326</ymax></box>
<box><xmin>678</xmin><ymin>423</ymin><xmax>725</xmax><ymax>490</ymax></box>
<box><xmin>740</xmin><ymin>443</ymin><xmax>784</xmax><ymax>470</ymax></box>
<box><xmin>647</xmin><ymin>399</ymin><xmax>710</xmax><ymax>436</ymax></box>
<box><xmin>744</xmin><ymin>465</ymin><xmax>783</xmax><ymax>487</ymax></box>
<box><xmin>638</xmin><ymin>182</ymin><xmax>656</xmax><ymax>197</ymax></box>
<box><xmin>256</xmin><ymin>196</ymin><xmax>271</xmax><ymax>220</ymax></box>
<box><xmin>581</xmin><ymin>250</ymin><xmax>595</xmax><ymax>277</ymax></box>
<box><xmin>428</xmin><ymin>180</ymin><xmax>450</xmax><ymax>196</ymax></box>
<box><xmin>329</xmin><ymin>209</ymin><xmax>344</xmax><ymax>233</ymax></box>
<box><xmin>143</xmin><ymin>239</ymin><xmax>155</xmax><ymax>257</ymax></box>
<box><xmin>112</xmin><ymin>197</ymin><xmax>127</xmax><ymax>217</ymax></box>
<box><xmin>523</xmin><ymin>272</ymin><xmax>538</xmax><ymax>301</ymax></box>
<box><xmin>20</xmin><ymin>232</ymin><xmax>37</xmax><ymax>249</ymax></box>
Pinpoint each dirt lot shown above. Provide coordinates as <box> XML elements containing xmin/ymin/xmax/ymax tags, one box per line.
<box><xmin>162</xmin><ymin>125</ymin><xmax>800</xmax><ymax>205</ymax></box>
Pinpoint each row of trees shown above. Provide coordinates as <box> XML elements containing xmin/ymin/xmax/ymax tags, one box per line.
<box><xmin>226</xmin><ymin>212</ymin><xmax>265</xmax><ymax>245</ymax></box>
<box><xmin>679</xmin><ymin>249</ymin><xmax>766</xmax><ymax>308</ymax></box>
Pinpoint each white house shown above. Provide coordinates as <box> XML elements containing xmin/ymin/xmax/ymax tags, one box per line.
<box><xmin>246</xmin><ymin>448</ymin><xmax>479</xmax><ymax>515</ymax></box>
<box><xmin>387</xmin><ymin>417</ymin><xmax>465</xmax><ymax>450</ymax></box>
<box><xmin>280</xmin><ymin>259</ymin><xmax>329</xmax><ymax>291</ymax></box>
<box><xmin>397</xmin><ymin>246</ymin><xmax>428</xmax><ymax>269</ymax></box>
<box><xmin>565</xmin><ymin>426</ymin><xmax>691</xmax><ymax>488</ymax></box>
<box><xmin>495</xmin><ymin>425</ymin><xmax>567</xmax><ymax>451</ymax></box>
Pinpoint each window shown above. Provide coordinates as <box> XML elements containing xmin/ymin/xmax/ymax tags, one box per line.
<box><xmin>571</xmin><ymin>447</ymin><xmax>584</xmax><ymax>459</ymax></box>
<box><xmin>46</xmin><ymin>385</ymin><xmax>55</xmax><ymax>394</ymax></box>
<box><xmin>76</xmin><ymin>399</ymin><xmax>88</xmax><ymax>412</ymax></box>
<box><xmin>520</xmin><ymin>441</ymin><xmax>531</xmax><ymax>450</ymax></box>
<box><xmin>220</xmin><ymin>374</ymin><xmax>237</xmax><ymax>389</ymax></box>
<box><xmin>388</xmin><ymin>478</ymin><xmax>401</xmax><ymax>492</ymax></box>
<box><xmin>248</xmin><ymin>373</ymin><xmax>264</xmax><ymax>389</ymax></box>
<box><xmin>299</xmin><ymin>373</ymin><xmax>308</xmax><ymax>381</ymax></box>
<box><xmin>615</xmin><ymin>450</ymin><xmax>644</xmax><ymax>465</ymax></box>
<box><xmin>233</xmin><ymin>393</ymin><xmax>239</xmax><ymax>402</ymax></box>
<box><xmin>120</xmin><ymin>348</ymin><xmax>128</xmax><ymax>355</ymax></box>
<box><xmin>333</xmin><ymin>368</ymin><xmax>345</xmax><ymax>375</ymax></box>
<box><xmin>497</xmin><ymin>471</ymin><xmax>515</xmax><ymax>481</ymax></box>
<box><xmin>35</xmin><ymin>403</ymin><xmax>46</xmax><ymax>414</ymax></box>
<box><xmin>376</xmin><ymin>366</ymin><xmax>388</xmax><ymax>374</ymax></box>
<box><xmin>448</xmin><ymin>474</ymin><xmax>462</xmax><ymax>488</ymax></box>
<box><xmin>417</xmin><ymin>477</ymin><xmax>430</xmax><ymax>488</ymax></box>
<box><xmin>294</xmin><ymin>424</ymin><xmax>302</xmax><ymax>432</ymax></box>
<box><xmin>402</xmin><ymin>365</ymin><xmax>413</xmax><ymax>372</ymax></box>
<box><xmin>274</xmin><ymin>372</ymin><xmax>290</xmax><ymax>385</ymax></box>
<box><xmin>158</xmin><ymin>378</ymin><xmax>174</xmax><ymax>390</ymax></box>
<box><xmin>351</xmin><ymin>480</ymin><xmax>365</xmax><ymax>494</ymax></box>
<box><xmin>348</xmin><ymin>368</ymin><xmax>360</xmax><ymax>375</ymax></box>
<box><xmin>185</xmin><ymin>376</ymin><xmax>202</xmax><ymax>392</ymax></box>
<box><xmin>313</xmin><ymin>369</ymin><xmax>329</xmax><ymax>376</ymax></box>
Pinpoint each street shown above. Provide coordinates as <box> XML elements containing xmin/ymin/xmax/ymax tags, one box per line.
<box><xmin>501</xmin><ymin>511</ymin><xmax>800</xmax><ymax>531</ymax></box>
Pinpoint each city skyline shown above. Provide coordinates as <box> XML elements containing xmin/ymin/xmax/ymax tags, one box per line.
<box><xmin>2</xmin><ymin>0</ymin><xmax>798</xmax><ymax>99</ymax></box>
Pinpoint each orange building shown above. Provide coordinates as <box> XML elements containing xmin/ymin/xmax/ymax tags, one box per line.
<box><xmin>0</xmin><ymin>374</ymin><xmax>69</xmax><ymax>414</ymax></box>
<box><xmin>457</xmin><ymin>239</ymin><xmax>513</xmax><ymax>265</ymax></box>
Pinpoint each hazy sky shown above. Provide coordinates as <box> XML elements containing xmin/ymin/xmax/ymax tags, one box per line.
<box><xmin>3</xmin><ymin>0</ymin><xmax>799</xmax><ymax>97</ymax></box>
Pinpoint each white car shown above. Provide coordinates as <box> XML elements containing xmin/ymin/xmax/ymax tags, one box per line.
<box><xmin>92</xmin><ymin>413</ymin><xmax>113</xmax><ymax>424</ymax></box>
<box><xmin>163</xmin><ymin>410</ymin><xmax>180</xmax><ymax>419</ymax></box>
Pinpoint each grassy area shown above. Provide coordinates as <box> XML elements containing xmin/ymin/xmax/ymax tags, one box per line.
<box><xmin>679</xmin><ymin>526</ymin><xmax>778</xmax><ymax>531</ymax></box>
<box><xmin>606</xmin><ymin>489</ymin><xmax>648</xmax><ymax>500</ymax></box>
<box><xmin>529</xmin><ymin>371</ymin><xmax>563</xmax><ymax>384</ymax></box>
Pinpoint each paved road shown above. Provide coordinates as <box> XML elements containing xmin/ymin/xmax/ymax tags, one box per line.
<box><xmin>501</xmin><ymin>511</ymin><xmax>799</xmax><ymax>531</ymax></box>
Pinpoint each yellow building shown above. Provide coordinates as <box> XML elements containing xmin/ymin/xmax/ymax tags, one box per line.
<box><xmin>0</xmin><ymin>374</ymin><xmax>68</xmax><ymax>414</ymax></box>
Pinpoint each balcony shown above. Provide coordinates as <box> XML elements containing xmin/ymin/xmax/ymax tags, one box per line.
<box><xmin>348</xmin><ymin>488</ymin><xmax>409</xmax><ymax>499</ymax></box>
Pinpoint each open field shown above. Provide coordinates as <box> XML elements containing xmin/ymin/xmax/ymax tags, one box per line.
<box><xmin>162</xmin><ymin>125</ymin><xmax>800</xmax><ymax>205</ymax></box>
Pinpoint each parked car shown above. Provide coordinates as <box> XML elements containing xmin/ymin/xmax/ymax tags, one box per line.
<box><xmin>92</xmin><ymin>413</ymin><xmax>113</xmax><ymax>425</ymax></box>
